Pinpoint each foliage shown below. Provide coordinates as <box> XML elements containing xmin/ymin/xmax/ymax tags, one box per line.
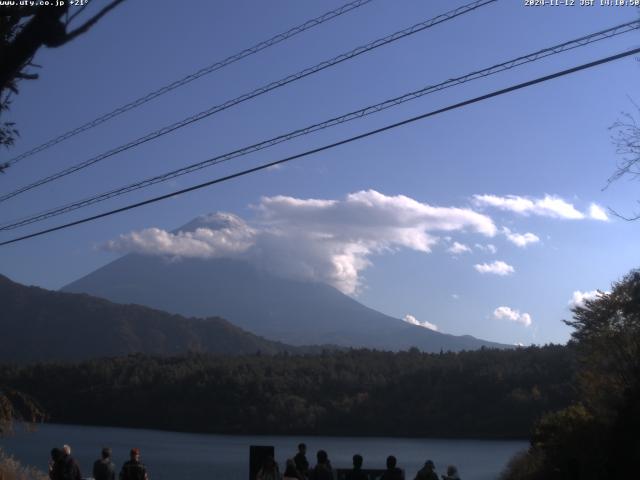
<box><xmin>499</xmin><ymin>450</ymin><xmax>545</xmax><ymax>480</ymax></box>
<box><xmin>0</xmin><ymin>387</ymin><xmax>45</xmax><ymax>436</ymax></box>
<box><xmin>0</xmin><ymin>449</ymin><xmax>48</xmax><ymax>480</ymax></box>
<box><xmin>0</xmin><ymin>345</ymin><xmax>574</xmax><ymax>438</ymax></box>
<box><xmin>0</xmin><ymin>7</ymin><xmax>29</xmax><ymax>162</ymax></box>
<box><xmin>530</xmin><ymin>405</ymin><xmax>607</xmax><ymax>480</ymax></box>
<box><xmin>565</xmin><ymin>269</ymin><xmax>640</xmax><ymax>418</ymax></box>
<box><xmin>502</xmin><ymin>269</ymin><xmax>640</xmax><ymax>480</ymax></box>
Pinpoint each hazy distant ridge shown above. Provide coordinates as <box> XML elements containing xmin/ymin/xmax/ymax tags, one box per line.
<box><xmin>63</xmin><ymin>231</ymin><xmax>509</xmax><ymax>352</ymax></box>
<box><xmin>0</xmin><ymin>274</ymin><xmax>300</xmax><ymax>363</ymax></box>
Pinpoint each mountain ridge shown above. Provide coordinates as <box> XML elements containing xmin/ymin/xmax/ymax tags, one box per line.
<box><xmin>62</xmin><ymin>250</ymin><xmax>510</xmax><ymax>352</ymax></box>
<box><xmin>0</xmin><ymin>273</ymin><xmax>311</xmax><ymax>363</ymax></box>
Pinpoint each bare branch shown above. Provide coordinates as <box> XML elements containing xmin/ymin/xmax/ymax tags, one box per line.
<box><xmin>14</xmin><ymin>72</ymin><xmax>38</xmax><ymax>80</ymax></box>
<box><xmin>606</xmin><ymin>99</ymin><xmax>640</xmax><ymax>192</ymax></box>
<box><xmin>607</xmin><ymin>204</ymin><xmax>640</xmax><ymax>222</ymax></box>
<box><xmin>63</xmin><ymin>0</ymin><xmax>126</xmax><ymax>43</ymax></box>
<box><xmin>66</xmin><ymin>3</ymin><xmax>90</xmax><ymax>26</ymax></box>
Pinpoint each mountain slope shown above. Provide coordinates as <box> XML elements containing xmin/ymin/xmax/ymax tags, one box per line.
<box><xmin>62</xmin><ymin>254</ymin><xmax>509</xmax><ymax>352</ymax></box>
<box><xmin>0</xmin><ymin>274</ymin><xmax>299</xmax><ymax>363</ymax></box>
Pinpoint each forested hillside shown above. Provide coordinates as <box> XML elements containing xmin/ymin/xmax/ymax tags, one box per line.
<box><xmin>0</xmin><ymin>274</ymin><xmax>302</xmax><ymax>362</ymax></box>
<box><xmin>1</xmin><ymin>345</ymin><xmax>574</xmax><ymax>438</ymax></box>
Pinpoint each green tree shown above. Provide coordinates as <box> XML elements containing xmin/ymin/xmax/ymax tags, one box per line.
<box><xmin>502</xmin><ymin>269</ymin><xmax>640</xmax><ymax>480</ymax></box>
<box><xmin>565</xmin><ymin>269</ymin><xmax>640</xmax><ymax>419</ymax></box>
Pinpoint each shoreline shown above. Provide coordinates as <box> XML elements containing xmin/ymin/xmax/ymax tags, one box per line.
<box><xmin>23</xmin><ymin>421</ymin><xmax>531</xmax><ymax>442</ymax></box>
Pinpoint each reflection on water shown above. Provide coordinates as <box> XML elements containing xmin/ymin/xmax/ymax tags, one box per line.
<box><xmin>0</xmin><ymin>423</ymin><xmax>526</xmax><ymax>480</ymax></box>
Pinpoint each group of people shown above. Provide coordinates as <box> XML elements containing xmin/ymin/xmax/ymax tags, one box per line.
<box><xmin>47</xmin><ymin>442</ymin><xmax>458</xmax><ymax>480</ymax></box>
<box><xmin>256</xmin><ymin>443</ymin><xmax>461</xmax><ymax>480</ymax></box>
<box><xmin>48</xmin><ymin>444</ymin><xmax>150</xmax><ymax>480</ymax></box>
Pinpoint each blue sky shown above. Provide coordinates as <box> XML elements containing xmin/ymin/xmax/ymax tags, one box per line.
<box><xmin>1</xmin><ymin>0</ymin><xmax>639</xmax><ymax>346</ymax></box>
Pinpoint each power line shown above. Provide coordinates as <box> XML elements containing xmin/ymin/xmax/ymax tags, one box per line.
<box><xmin>1</xmin><ymin>46</ymin><xmax>638</xmax><ymax>247</ymax></box>
<box><xmin>0</xmin><ymin>0</ymin><xmax>497</xmax><ymax>203</ymax></box>
<box><xmin>2</xmin><ymin>19</ymin><xmax>638</xmax><ymax>231</ymax></box>
<box><xmin>4</xmin><ymin>0</ymin><xmax>374</xmax><ymax>167</ymax></box>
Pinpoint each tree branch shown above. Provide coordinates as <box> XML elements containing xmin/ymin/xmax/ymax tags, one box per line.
<box><xmin>63</xmin><ymin>0</ymin><xmax>126</xmax><ymax>43</ymax></box>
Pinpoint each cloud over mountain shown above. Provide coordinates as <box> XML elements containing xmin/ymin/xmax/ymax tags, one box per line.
<box><xmin>403</xmin><ymin>314</ymin><xmax>439</xmax><ymax>331</ymax></box>
<box><xmin>103</xmin><ymin>190</ymin><xmax>496</xmax><ymax>295</ymax></box>
<box><xmin>104</xmin><ymin>213</ymin><xmax>255</xmax><ymax>259</ymax></box>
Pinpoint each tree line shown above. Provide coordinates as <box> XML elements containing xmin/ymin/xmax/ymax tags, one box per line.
<box><xmin>1</xmin><ymin>344</ymin><xmax>574</xmax><ymax>439</ymax></box>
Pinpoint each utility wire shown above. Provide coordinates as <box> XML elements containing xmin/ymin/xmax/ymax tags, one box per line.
<box><xmin>0</xmin><ymin>0</ymin><xmax>497</xmax><ymax>203</ymax></box>
<box><xmin>2</xmin><ymin>19</ymin><xmax>638</xmax><ymax>231</ymax></box>
<box><xmin>4</xmin><ymin>0</ymin><xmax>374</xmax><ymax>167</ymax></box>
<box><xmin>1</xmin><ymin>46</ymin><xmax>638</xmax><ymax>247</ymax></box>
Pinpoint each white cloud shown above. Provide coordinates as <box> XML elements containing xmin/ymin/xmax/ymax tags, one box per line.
<box><xmin>447</xmin><ymin>242</ymin><xmax>471</xmax><ymax>254</ymax></box>
<box><xmin>103</xmin><ymin>190</ymin><xmax>497</xmax><ymax>295</ymax></box>
<box><xmin>403</xmin><ymin>314</ymin><xmax>439</xmax><ymax>331</ymax></box>
<box><xmin>474</xmin><ymin>260</ymin><xmax>515</xmax><ymax>276</ymax></box>
<box><xmin>493</xmin><ymin>306</ymin><xmax>532</xmax><ymax>327</ymax></box>
<box><xmin>451</xmin><ymin>293</ymin><xmax>460</xmax><ymax>300</ymax></box>
<box><xmin>502</xmin><ymin>227</ymin><xmax>540</xmax><ymax>248</ymax></box>
<box><xmin>569</xmin><ymin>289</ymin><xmax>609</xmax><ymax>308</ymax></box>
<box><xmin>473</xmin><ymin>194</ymin><xmax>597</xmax><ymax>220</ymax></box>
<box><xmin>475</xmin><ymin>243</ymin><xmax>497</xmax><ymax>254</ymax></box>
<box><xmin>589</xmin><ymin>203</ymin><xmax>609</xmax><ymax>221</ymax></box>
<box><xmin>103</xmin><ymin>213</ymin><xmax>255</xmax><ymax>258</ymax></box>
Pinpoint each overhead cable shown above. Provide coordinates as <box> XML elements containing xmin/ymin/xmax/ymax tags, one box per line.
<box><xmin>1</xmin><ymin>46</ymin><xmax>638</xmax><ymax>247</ymax></box>
<box><xmin>2</xmin><ymin>19</ymin><xmax>638</xmax><ymax>231</ymax></box>
<box><xmin>0</xmin><ymin>0</ymin><xmax>497</xmax><ymax>203</ymax></box>
<box><xmin>4</xmin><ymin>0</ymin><xmax>375</xmax><ymax>167</ymax></box>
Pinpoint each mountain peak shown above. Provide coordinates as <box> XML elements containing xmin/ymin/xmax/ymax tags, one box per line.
<box><xmin>176</xmin><ymin>212</ymin><xmax>249</xmax><ymax>234</ymax></box>
<box><xmin>63</xmin><ymin>254</ymin><xmax>509</xmax><ymax>352</ymax></box>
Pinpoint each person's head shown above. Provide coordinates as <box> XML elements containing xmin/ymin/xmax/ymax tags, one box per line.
<box><xmin>386</xmin><ymin>455</ymin><xmax>397</xmax><ymax>469</ymax></box>
<box><xmin>262</xmin><ymin>456</ymin><xmax>275</xmax><ymax>471</ymax></box>
<box><xmin>446</xmin><ymin>465</ymin><xmax>458</xmax><ymax>476</ymax></box>
<box><xmin>130</xmin><ymin>448</ymin><xmax>141</xmax><ymax>461</ymax></box>
<box><xmin>50</xmin><ymin>448</ymin><xmax>62</xmax><ymax>462</ymax></box>
<box><xmin>352</xmin><ymin>454</ymin><xmax>363</xmax><ymax>469</ymax></box>
<box><xmin>101</xmin><ymin>447</ymin><xmax>112</xmax><ymax>460</ymax></box>
<box><xmin>424</xmin><ymin>460</ymin><xmax>435</xmax><ymax>471</ymax></box>
<box><xmin>316</xmin><ymin>450</ymin><xmax>328</xmax><ymax>465</ymax></box>
<box><xmin>298</xmin><ymin>443</ymin><xmax>306</xmax><ymax>454</ymax></box>
<box><xmin>62</xmin><ymin>445</ymin><xmax>71</xmax><ymax>456</ymax></box>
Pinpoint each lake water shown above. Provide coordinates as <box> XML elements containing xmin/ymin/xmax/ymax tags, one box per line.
<box><xmin>0</xmin><ymin>423</ymin><xmax>527</xmax><ymax>480</ymax></box>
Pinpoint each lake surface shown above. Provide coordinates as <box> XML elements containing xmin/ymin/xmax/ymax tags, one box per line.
<box><xmin>0</xmin><ymin>423</ymin><xmax>527</xmax><ymax>480</ymax></box>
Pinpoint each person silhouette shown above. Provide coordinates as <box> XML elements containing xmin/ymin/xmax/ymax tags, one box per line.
<box><xmin>414</xmin><ymin>460</ymin><xmax>437</xmax><ymax>480</ymax></box>
<box><xmin>345</xmin><ymin>454</ymin><xmax>367</xmax><ymax>480</ymax></box>
<box><xmin>381</xmin><ymin>455</ymin><xmax>404</xmax><ymax>480</ymax></box>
